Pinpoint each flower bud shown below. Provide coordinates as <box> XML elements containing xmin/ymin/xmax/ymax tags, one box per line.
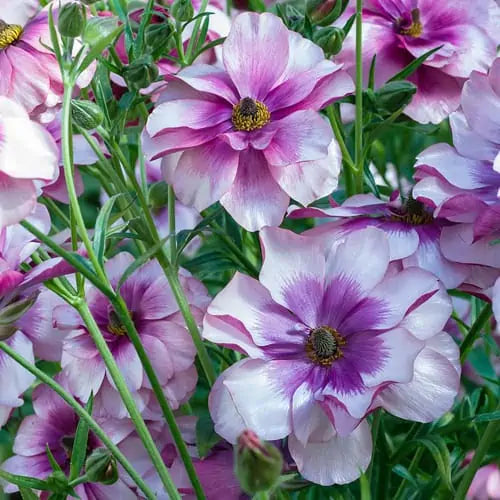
<box><xmin>280</xmin><ymin>5</ymin><xmax>304</xmax><ymax>32</ymax></box>
<box><xmin>149</xmin><ymin>181</ymin><xmax>170</xmax><ymax>209</ymax></box>
<box><xmin>235</xmin><ymin>430</ymin><xmax>283</xmax><ymax>495</ymax></box>
<box><xmin>374</xmin><ymin>81</ymin><xmax>417</xmax><ymax>113</ymax></box>
<box><xmin>71</xmin><ymin>100</ymin><xmax>104</xmax><ymax>130</ymax></box>
<box><xmin>306</xmin><ymin>0</ymin><xmax>347</xmax><ymax>26</ymax></box>
<box><xmin>85</xmin><ymin>448</ymin><xmax>119</xmax><ymax>485</ymax></box>
<box><xmin>80</xmin><ymin>0</ymin><xmax>99</xmax><ymax>4</ymax></box>
<box><xmin>58</xmin><ymin>2</ymin><xmax>86</xmax><ymax>38</ymax></box>
<box><xmin>170</xmin><ymin>0</ymin><xmax>194</xmax><ymax>22</ymax></box>
<box><xmin>313</xmin><ymin>26</ymin><xmax>344</xmax><ymax>56</ymax></box>
<box><xmin>0</xmin><ymin>294</ymin><xmax>38</xmax><ymax>328</ymax></box>
<box><xmin>123</xmin><ymin>55</ymin><xmax>159</xmax><ymax>90</ymax></box>
<box><xmin>46</xmin><ymin>471</ymin><xmax>70</xmax><ymax>493</ymax></box>
<box><xmin>83</xmin><ymin>16</ymin><xmax>119</xmax><ymax>47</ymax></box>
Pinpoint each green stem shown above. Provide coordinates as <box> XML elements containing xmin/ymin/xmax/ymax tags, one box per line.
<box><xmin>0</xmin><ymin>342</ymin><xmax>156</xmax><ymax>500</ymax></box>
<box><xmin>75</xmin><ymin>301</ymin><xmax>181</xmax><ymax>499</ymax></box>
<box><xmin>460</xmin><ymin>303</ymin><xmax>492</xmax><ymax>363</ymax></box>
<box><xmin>184</xmin><ymin>0</ymin><xmax>209</xmax><ymax>63</ymax></box>
<box><xmin>394</xmin><ymin>447</ymin><xmax>423</xmax><ymax>500</ymax></box>
<box><xmin>111</xmin><ymin>296</ymin><xmax>206</xmax><ymax>500</ymax></box>
<box><xmin>367</xmin><ymin>409</ymin><xmax>382</xmax><ymax>484</ymax></box>
<box><xmin>354</xmin><ymin>0</ymin><xmax>364</xmax><ymax>193</ymax></box>
<box><xmin>168</xmin><ymin>185</ymin><xmax>177</xmax><ymax>264</ymax></box>
<box><xmin>455</xmin><ymin>402</ymin><xmax>500</xmax><ymax>499</ymax></box>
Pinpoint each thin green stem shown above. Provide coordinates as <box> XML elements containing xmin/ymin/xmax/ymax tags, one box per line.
<box><xmin>455</xmin><ymin>400</ymin><xmax>500</xmax><ymax>499</ymax></box>
<box><xmin>76</xmin><ymin>301</ymin><xmax>181</xmax><ymax>499</ymax></box>
<box><xmin>354</xmin><ymin>0</ymin><xmax>364</xmax><ymax>193</ymax></box>
<box><xmin>394</xmin><ymin>447</ymin><xmax>423</xmax><ymax>500</ymax></box>
<box><xmin>185</xmin><ymin>0</ymin><xmax>209</xmax><ymax>63</ymax></box>
<box><xmin>111</xmin><ymin>296</ymin><xmax>206</xmax><ymax>500</ymax></box>
<box><xmin>367</xmin><ymin>409</ymin><xmax>382</xmax><ymax>484</ymax></box>
<box><xmin>40</xmin><ymin>197</ymin><xmax>71</xmax><ymax>228</ymax></box>
<box><xmin>460</xmin><ymin>304</ymin><xmax>493</xmax><ymax>364</ymax></box>
<box><xmin>0</xmin><ymin>342</ymin><xmax>156</xmax><ymax>500</ymax></box>
<box><xmin>168</xmin><ymin>185</ymin><xmax>177</xmax><ymax>264</ymax></box>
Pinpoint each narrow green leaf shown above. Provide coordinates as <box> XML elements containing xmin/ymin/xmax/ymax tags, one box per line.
<box><xmin>392</xmin><ymin>465</ymin><xmax>419</xmax><ymax>489</ymax></box>
<box><xmin>473</xmin><ymin>410</ymin><xmax>500</xmax><ymax>423</ymax></box>
<box><xmin>117</xmin><ymin>237</ymin><xmax>169</xmax><ymax>290</ymax></box>
<box><xmin>415</xmin><ymin>437</ymin><xmax>453</xmax><ymax>492</ymax></box>
<box><xmin>0</xmin><ymin>470</ymin><xmax>51</xmax><ymax>492</ymax></box>
<box><xmin>93</xmin><ymin>194</ymin><xmax>122</xmax><ymax>265</ymax></box>
<box><xmin>388</xmin><ymin>45</ymin><xmax>443</xmax><ymax>82</ymax></box>
<box><xmin>368</xmin><ymin>55</ymin><xmax>377</xmax><ymax>90</ymax></box>
<box><xmin>196</xmin><ymin>414</ymin><xmax>221</xmax><ymax>458</ymax></box>
<box><xmin>341</xmin><ymin>13</ymin><xmax>356</xmax><ymax>37</ymax></box>
<box><xmin>19</xmin><ymin>487</ymin><xmax>39</xmax><ymax>500</ymax></box>
<box><xmin>69</xmin><ymin>395</ymin><xmax>94</xmax><ymax>480</ymax></box>
<box><xmin>46</xmin><ymin>444</ymin><xmax>64</xmax><ymax>473</ymax></box>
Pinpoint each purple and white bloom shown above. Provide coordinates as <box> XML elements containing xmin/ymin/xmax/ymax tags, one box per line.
<box><xmin>0</xmin><ymin>98</ymin><xmax>58</xmax><ymax>228</ymax></box>
<box><xmin>289</xmin><ymin>193</ymin><xmax>470</xmax><ymax>288</ymax></box>
<box><xmin>204</xmin><ymin>227</ymin><xmax>459</xmax><ymax>485</ymax></box>
<box><xmin>54</xmin><ymin>253</ymin><xmax>208</xmax><ymax>418</ymax></box>
<box><xmin>0</xmin><ymin>0</ymin><xmax>39</xmax><ymax>26</ymax></box>
<box><xmin>1</xmin><ymin>377</ymin><xmax>137</xmax><ymax>499</ymax></box>
<box><xmin>337</xmin><ymin>0</ymin><xmax>499</xmax><ymax>123</ymax></box>
<box><xmin>413</xmin><ymin>57</ymin><xmax>500</xmax><ymax>269</ymax></box>
<box><xmin>143</xmin><ymin>12</ymin><xmax>353</xmax><ymax>231</ymax></box>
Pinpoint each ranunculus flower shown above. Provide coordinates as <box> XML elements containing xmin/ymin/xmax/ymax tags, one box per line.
<box><xmin>1</xmin><ymin>376</ymin><xmax>137</xmax><ymax>499</ymax></box>
<box><xmin>289</xmin><ymin>193</ymin><xmax>471</xmax><ymax>288</ymax></box>
<box><xmin>413</xmin><ymin>57</ymin><xmax>500</xmax><ymax>269</ymax></box>
<box><xmin>0</xmin><ymin>98</ymin><xmax>58</xmax><ymax>228</ymax></box>
<box><xmin>143</xmin><ymin>12</ymin><xmax>353</xmax><ymax>231</ymax></box>
<box><xmin>204</xmin><ymin>227</ymin><xmax>459</xmax><ymax>485</ymax></box>
<box><xmin>0</xmin><ymin>7</ymin><xmax>94</xmax><ymax>123</ymax></box>
<box><xmin>337</xmin><ymin>0</ymin><xmax>499</xmax><ymax>123</ymax></box>
<box><xmin>54</xmin><ymin>253</ymin><xmax>209</xmax><ymax>418</ymax></box>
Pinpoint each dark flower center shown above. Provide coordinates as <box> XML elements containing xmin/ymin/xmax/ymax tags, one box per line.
<box><xmin>232</xmin><ymin>97</ymin><xmax>270</xmax><ymax>132</ymax></box>
<box><xmin>0</xmin><ymin>20</ymin><xmax>23</xmax><ymax>50</ymax></box>
<box><xmin>397</xmin><ymin>8</ymin><xmax>423</xmax><ymax>38</ymax></box>
<box><xmin>391</xmin><ymin>197</ymin><xmax>434</xmax><ymax>226</ymax></box>
<box><xmin>305</xmin><ymin>326</ymin><xmax>346</xmax><ymax>367</ymax></box>
<box><xmin>107</xmin><ymin>310</ymin><xmax>127</xmax><ymax>337</ymax></box>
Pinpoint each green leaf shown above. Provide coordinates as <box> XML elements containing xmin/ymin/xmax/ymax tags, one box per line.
<box><xmin>359</xmin><ymin>471</ymin><xmax>371</xmax><ymax>500</ymax></box>
<box><xmin>392</xmin><ymin>465</ymin><xmax>420</xmax><ymax>490</ymax></box>
<box><xmin>341</xmin><ymin>13</ymin><xmax>356</xmax><ymax>37</ymax></box>
<box><xmin>415</xmin><ymin>436</ymin><xmax>453</xmax><ymax>492</ymax></box>
<box><xmin>46</xmin><ymin>444</ymin><xmax>63</xmax><ymax>473</ymax></box>
<box><xmin>368</xmin><ymin>55</ymin><xmax>376</xmax><ymax>90</ymax></box>
<box><xmin>473</xmin><ymin>411</ymin><xmax>500</xmax><ymax>423</ymax></box>
<box><xmin>196</xmin><ymin>414</ymin><xmax>221</xmax><ymax>458</ymax></box>
<box><xmin>19</xmin><ymin>487</ymin><xmax>39</xmax><ymax>500</ymax></box>
<box><xmin>388</xmin><ymin>45</ymin><xmax>443</xmax><ymax>82</ymax></box>
<box><xmin>69</xmin><ymin>395</ymin><xmax>94</xmax><ymax>480</ymax></box>
<box><xmin>0</xmin><ymin>469</ymin><xmax>51</xmax><ymax>492</ymax></box>
<box><xmin>117</xmin><ymin>237</ymin><xmax>169</xmax><ymax>290</ymax></box>
<box><xmin>93</xmin><ymin>194</ymin><xmax>122</xmax><ymax>266</ymax></box>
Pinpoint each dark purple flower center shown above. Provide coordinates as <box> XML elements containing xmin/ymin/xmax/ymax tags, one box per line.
<box><xmin>396</xmin><ymin>8</ymin><xmax>423</xmax><ymax>38</ymax></box>
<box><xmin>391</xmin><ymin>198</ymin><xmax>433</xmax><ymax>225</ymax></box>
<box><xmin>107</xmin><ymin>310</ymin><xmax>127</xmax><ymax>337</ymax></box>
<box><xmin>305</xmin><ymin>326</ymin><xmax>346</xmax><ymax>367</ymax></box>
<box><xmin>0</xmin><ymin>20</ymin><xmax>23</xmax><ymax>50</ymax></box>
<box><xmin>232</xmin><ymin>97</ymin><xmax>271</xmax><ymax>131</ymax></box>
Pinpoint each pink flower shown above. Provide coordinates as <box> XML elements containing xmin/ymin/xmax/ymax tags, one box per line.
<box><xmin>143</xmin><ymin>12</ymin><xmax>353</xmax><ymax>231</ymax></box>
<box><xmin>204</xmin><ymin>227</ymin><xmax>459</xmax><ymax>485</ymax></box>
<box><xmin>336</xmin><ymin>0</ymin><xmax>499</xmax><ymax>123</ymax></box>
<box><xmin>494</xmin><ymin>278</ymin><xmax>500</xmax><ymax>324</ymax></box>
<box><xmin>1</xmin><ymin>376</ymin><xmax>137</xmax><ymax>499</ymax></box>
<box><xmin>414</xmin><ymin>58</ymin><xmax>500</xmax><ymax>269</ymax></box>
<box><xmin>467</xmin><ymin>463</ymin><xmax>500</xmax><ymax>500</ymax></box>
<box><xmin>54</xmin><ymin>253</ymin><xmax>209</xmax><ymax>418</ymax></box>
<box><xmin>0</xmin><ymin>98</ymin><xmax>58</xmax><ymax>228</ymax></box>
<box><xmin>290</xmin><ymin>193</ymin><xmax>471</xmax><ymax>288</ymax></box>
<box><xmin>0</xmin><ymin>7</ymin><xmax>94</xmax><ymax>123</ymax></box>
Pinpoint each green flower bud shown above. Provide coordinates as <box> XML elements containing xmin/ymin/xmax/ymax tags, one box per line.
<box><xmin>58</xmin><ymin>2</ymin><xmax>86</xmax><ymax>38</ymax></box>
<box><xmin>313</xmin><ymin>26</ymin><xmax>344</xmax><ymax>56</ymax></box>
<box><xmin>148</xmin><ymin>182</ymin><xmax>170</xmax><ymax>209</ymax></box>
<box><xmin>123</xmin><ymin>55</ymin><xmax>159</xmax><ymax>90</ymax></box>
<box><xmin>80</xmin><ymin>0</ymin><xmax>99</xmax><ymax>4</ymax></box>
<box><xmin>85</xmin><ymin>448</ymin><xmax>119</xmax><ymax>485</ymax></box>
<box><xmin>170</xmin><ymin>0</ymin><xmax>194</xmax><ymax>22</ymax></box>
<box><xmin>281</xmin><ymin>4</ymin><xmax>304</xmax><ymax>31</ymax></box>
<box><xmin>235</xmin><ymin>430</ymin><xmax>283</xmax><ymax>495</ymax></box>
<box><xmin>374</xmin><ymin>81</ymin><xmax>417</xmax><ymax>113</ymax></box>
<box><xmin>83</xmin><ymin>16</ymin><xmax>119</xmax><ymax>47</ymax></box>
<box><xmin>145</xmin><ymin>21</ymin><xmax>174</xmax><ymax>55</ymax></box>
<box><xmin>0</xmin><ymin>294</ymin><xmax>38</xmax><ymax>327</ymax></box>
<box><xmin>306</xmin><ymin>0</ymin><xmax>347</xmax><ymax>25</ymax></box>
<box><xmin>46</xmin><ymin>471</ymin><xmax>70</xmax><ymax>494</ymax></box>
<box><xmin>71</xmin><ymin>100</ymin><xmax>104</xmax><ymax>130</ymax></box>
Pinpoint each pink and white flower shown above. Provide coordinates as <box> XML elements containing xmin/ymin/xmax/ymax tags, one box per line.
<box><xmin>204</xmin><ymin>227</ymin><xmax>459</xmax><ymax>485</ymax></box>
<box><xmin>54</xmin><ymin>253</ymin><xmax>209</xmax><ymax>418</ymax></box>
<box><xmin>143</xmin><ymin>12</ymin><xmax>353</xmax><ymax>231</ymax></box>
<box><xmin>1</xmin><ymin>376</ymin><xmax>137</xmax><ymax>499</ymax></box>
<box><xmin>414</xmin><ymin>57</ymin><xmax>500</xmax><ymax>269</ymax></box>
<box><xmin>0</xmin><ymin>98</ymin><xmax>58</xmax><ymax>228</ymax></box>
<box><xmin>337</xmin><ymin>0</ymin><xmax>499</xmax><ymax>123</ymax></box>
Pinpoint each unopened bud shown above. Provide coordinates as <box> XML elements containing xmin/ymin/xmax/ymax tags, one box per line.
<box><xmin>282</xmin><ymin>4</ymin><xmax>304</xmax><ymax>31</ymax></box>
<box><xmin>0</xmin><ymin>294</ymin><xmax>38</xmax><ymax>327</ymax></box>
<box><xmin>71</xmin><ymin>100</ymin><xmax>104</xmax><ymax>130</ymax></box>
<box><xmin>170</xmin><ymin>0</ymin><xmax>194</xmax><ymax>22</ymax></box>
<box><xmin>235</xmin><ymin>430</ymin><xmax>283</xmax><ymax>495</ymax></box>
<box><xmin>306</xmin><ymin>0</ymin><xmax>347</xmax><ymax>26</ymax></box>
<box><xmin>58</xmin><ymin>2</ymin><xmax>86</xmax><ymax>38</ymax></box>
<box><xmin>123</xmin><ymin>55</ymin><xmax>159</xmax><ymax>90</ymax></box>
<box><xmin>148</xmin><ymin>181</ymin><xmax>170</xmax><ymax>209</ymax></box>
<box><xmin>313</xmin><ymin>26</ymin><xmax>344</xmax><ymax>56</ymax></box>
<box><xmin>85</xmin><ymin>448</ymin><xmax>118</xmax><ymax>485</ymax></box>
<box><xmin>374</xmin><ymin>81</ymin><xmax>417</xmax><ymax>113</ymax></box>
<box><xmin>46</xmin><ymin>471</ymin><xmax>69</xmax><ymax>493</ymax></box>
